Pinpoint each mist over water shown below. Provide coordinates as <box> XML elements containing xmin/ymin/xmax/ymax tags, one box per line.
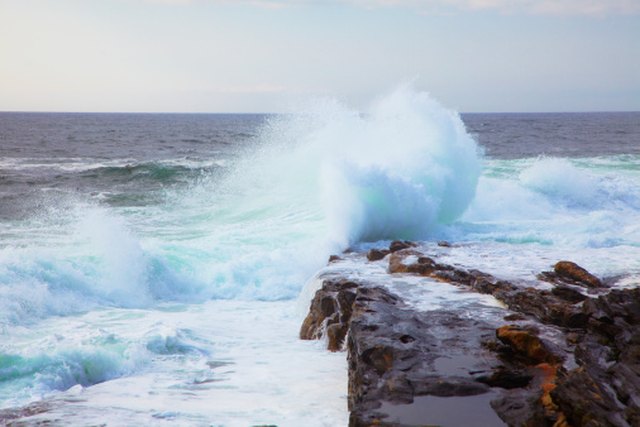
<box><xmin>1</xmin><ymin>88</ymin><xmax>484</xmax><ymax>324</ymax></box>
<box><xmin>0</xmin><ymin>91</ymin><xmax>639</xmax><ymax>422</ymax></box>
<box><xmin>225</xmin><ymin>88</ymin><xmax>481</xmax><ymax>246</ymax></box>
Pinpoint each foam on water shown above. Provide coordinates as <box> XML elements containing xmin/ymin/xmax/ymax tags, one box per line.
<box><xmin>459</xmin><ymin>155</ymin><xmax>640</xmax><ymax>249</ymax></box>
<box><xmin>1</xmin><ymin>93</ymin><xmax>639</xmax><ymax>423</ymax></box>
<box><xmin>2</xmin><ymin>92</ymin><xmax>639</xmax><ymax>328</ymax></box>
<box><xmin>2</xmin><ymin>86</ymin><xmax>478</xmax><ymax>314</ymax></box>
<box><xmin>0</xmin><ymin>301</ymin><xmax>348</xmax><ymax>426</ymax></box>
<box><xmin>246</xmin><ymin>87</ymin><xmax>481</xmax><ymax>246</ymax></box>
<box><xmin>155</xmin><ymin>87</ymin><xmax>481</xmax><ymax>301</ymax></box>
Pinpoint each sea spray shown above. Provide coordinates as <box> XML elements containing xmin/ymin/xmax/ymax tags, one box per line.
<box><xmin>0</xmin><ymin>88</ymin><xmax>482</xmax><ymax>325</ymax></box>
<box><xmin>166</xmin><ymin>88</ymin><xmax>482</xmax><ymax>299</ymax></box>
<box><xmin>1</xmin><ymin>109</ymin><xmax>639</xmax><ymax>423</ymax></box>
<box><xmin>519</xmin><ymin>157</ymin><xmax>600</xmax><ymax>208</ymax></box>
<box><xmin>0</xmin><ymin>203</ymin><xmax>156</xmax><ymax>326</ymax></box>
<box><xmin>460</xmin><ymin>155</ymin><xmax>640</xmax><ymax>248</ymax></box>
<box><xmin>233</xmin><ymin>87</ymin><xmax>482</xmax><ymax>247</ymax></box>
<box><xmin>74</xmin><ymin>207</ymin><xmax>151</xmax><ymax>305</ymax></box>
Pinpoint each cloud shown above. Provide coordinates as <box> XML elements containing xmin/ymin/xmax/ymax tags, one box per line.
<box><xmin>141</xmin><ymin>0</ymin><xmax>640</xmax><ymax>15</ymax></box>
<box><xmin>206</xmin><ymin>84</ymin><xmax>288</xmax><ymax>94</ymax></box>
<box><xmin>347</xmin><ymin>0</ymin><xmax>640</xmax><ymax>15</ymax></box>
<box><xmin>140</xmin><ymin>0</ymin><xmax>296</xmax><ymax>8</ymax></box>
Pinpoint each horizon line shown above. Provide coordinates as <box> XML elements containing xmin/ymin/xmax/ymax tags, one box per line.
<box><xmin>2</xmin><ymin>109</ymin><xmax>640</xmax><ymax>115</ymax></box>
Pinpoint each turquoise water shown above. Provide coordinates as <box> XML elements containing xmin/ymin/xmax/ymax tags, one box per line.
<box><xmin>0</xmin><ymin>89</ymin><xmax>639</xmax><ymax>424</ymax></box>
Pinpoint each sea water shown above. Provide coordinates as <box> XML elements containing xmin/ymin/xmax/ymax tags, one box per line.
<box><xmin>1</xmin><ymin>89</ymin><xmax>639</xmax><ymax>425</ymax></box>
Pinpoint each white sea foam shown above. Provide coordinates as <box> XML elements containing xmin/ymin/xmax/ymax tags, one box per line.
<box><xmin>0</xmin><ymin>156</ymin><xmax>224</xmax><ymax>173</ymax></box>
<box><xmin>247</xmin><ymin>86</ymin><xmax>481</xmax><ymax>247</ymax></box>
<box><xmin>460</xmin><ymin>155</ymin><xmax>640</xmax><ymax>250</ymax></box>
<box><xmin>0</xmin><ymin>301</ymin><xmax>348</xmax><ymax>426</ymax></box>
<box><xmin>1</xmin><ymin>93</ymin><xmax>640</xmax><ymax>424</ymax></box>
<box><xmin>520</xmin><ymin>157</ymin><xmax>602</xmax><ymax>208</ymax></box>
<box><xmin>2</xmin><ymin>92</ymin><xmax>639</xmax><ymax>329</ymax></box>
<box><xmin>3</xmin><ymin>90</ymin><xmax>640</xmax><ymax>329</ymax></box>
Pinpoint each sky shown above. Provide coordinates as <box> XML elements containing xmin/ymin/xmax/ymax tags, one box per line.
<box><xmin>0</xmin><ymin>0</ymin><xmax>639</xmax><ymax>113</ymax></box>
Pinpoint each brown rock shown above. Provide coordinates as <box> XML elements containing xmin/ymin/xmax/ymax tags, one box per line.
<box><xmin>496</xmin><ymin>325</ymin><xmax>562</xmax><ymax>365</ymax></box>
<box><xmin>389</xmin><ymin>240</ymin><xmax>415</xmax><ymax>253</ymax></box>
<box><xmin>554</xmin><ymin>261</ymin><xmax>604</xmax><ymax>288</ymax></box>
<box><xmin>360</xmin><ymin>345</ymin><xmax>394</xmax><ymax>375</ymax></box>
<box><xmin>366</xmin><ymin>248</ymin><xmax>389</xmax><ymax>262</ymax></box>
<box><xmin>387</xmin><ymin>250</ymin><xmax>436</xmax><ymax>275</ymax></box>
<box><xmin>326</xmin><ymin>322</ymin><xmax>348</xmax><ymax>352</ymax></box>
<box><xmin>300</xmin><ymin>280</ymin><xmax>358</xmax><ymax>352</ymax></box>
<box><xmin>302</xmin><ymin>250</ymin><xmax>640</xmax><ymax>427</ymax></box>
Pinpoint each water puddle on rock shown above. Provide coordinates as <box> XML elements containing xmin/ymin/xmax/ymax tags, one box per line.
<box><xmin>433</xmin><ymin>354</ymin><xmax>485</xmax><ymax>376</ymax></box>
<box><xmin>378</xmin><ymin>392</ymin><xmax>506</xmax><ymax>426</ymax></box>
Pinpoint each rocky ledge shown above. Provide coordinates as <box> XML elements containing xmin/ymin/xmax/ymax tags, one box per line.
<box><xmin>300</xmin><ymin>241</ymin><xmax>640</xmax><ymax>426</ymax></box>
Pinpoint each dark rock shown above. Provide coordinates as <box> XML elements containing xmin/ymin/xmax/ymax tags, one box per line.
<box><xmin>303</xmin><ymin>248</ymin><xmax>640</xmax><ymax>427</ymax></box>
<box><xmin>551</xmin><ymin>285</ymin><xmax>587</xmax><ymax>303</ymax></box>
<box><xmin>366</xmin><ymin>248</ymin><xmax>389</xmax><ymax>262</ymax></box>
<box><xmin>552</xmin><ymin>367</ymin><xmax>627</xmax><ymax>427</ymax></box>
<box><xmin>476</xmin><ymin>367</ymin><xmax>533</xmax><ymax>389</ymax></box>
<box><xmin>306</xmin><ymin>279</ymin><xmax>521</xmax><ymax>426</ymax></box>
<box><xmin>490</xmin><ymin>389</ymin><xmax>550</xmax><ymax>427</ymax></box>
<box><xmin>300</xmin><ymin>280</ymin><xmax>359</xmax><ymax>352</ymax></box>
<box><xmin>388</xmin><ymin>240</ymin><xmax>415</xmax><ymax>253</ymax></box>
<box><xmin>360</xmin><ymin>345</ymin><xmax>394</xmax><ymax>375</ymax></box>
<box><xmin>328</xmin><ymin>255</ymin><xmax>342</xmax><ymax>263</ymax></box>
<box><xmin>549</xmin><ymin>288</ymin><xmax>640</xmax><ymax>426</ymax></box>
<box><xmin>387</xmin><ymin>251</ymin><xmax>591</xmax><ymax>330</ymax></box>
<box><xmin>437</xmin><ymin>240</ymin><xmax>452</xmax><ymax>247</ymax></box>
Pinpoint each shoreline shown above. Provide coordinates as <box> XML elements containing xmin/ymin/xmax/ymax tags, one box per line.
<box><xmin>301</xmin><ymin>241</ymin><xmax>640</xmax><ymax>426</ymax></box>
<box><xmin>0</xmin><ymin>300</ymin><xmax>348</xmax><ymax>426</ymax></box>
<box><xmin>1</xmin><ymin>239</ymin><xmax>638</xmax><ymax>426</ymax></box>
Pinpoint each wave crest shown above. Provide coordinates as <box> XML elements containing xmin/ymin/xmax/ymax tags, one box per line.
<box><xmin>252</xmin><ymin>87</ymin><xmax>482</xmax><ymax>246</ymax></box>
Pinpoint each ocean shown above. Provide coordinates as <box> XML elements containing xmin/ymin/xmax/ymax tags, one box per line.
<box><xmin>1</xmin><ymin>89</ymin><xmax>639</xmax><ymax>425</ymax></box>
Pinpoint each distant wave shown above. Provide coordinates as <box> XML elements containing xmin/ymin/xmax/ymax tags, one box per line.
<box><xmin>79</xmin><ymin>160</ymin><xmax>225</xmax><ymax>183</ymax></box>
<box><xmin>0</xmin><ymin>158</ymin><xmax>228</xmax><ymax>191</ymax></box>
<box><xmin>0</xmin><ymin>157</ymin><xmax>226</xmax><ymax>173</ymax></box>
<box><xmin>461</xmin><ymin>155</ymin><xmax>640</xmax><ymax>248</ymax></box>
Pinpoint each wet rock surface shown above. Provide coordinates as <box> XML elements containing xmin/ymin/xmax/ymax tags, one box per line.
<box><xmin>0</xmin><ymin>401</ymin><xmax>55</xmax><ymax>426</ymax></box>
<box><xmin>552</xmin><ymin>261</ymin><xmax>605</xmax><ymax>289</ymax></box>
<box><xmin>301</xmin><ymin>242</ymin><xmax>640</xmax><ymax>427</ymax></box>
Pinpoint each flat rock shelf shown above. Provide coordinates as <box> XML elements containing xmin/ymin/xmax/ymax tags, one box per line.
<box><xmin>301</xmin><ymin>241</ymin><xmax>640</xmax><ymax>427</ymax></box>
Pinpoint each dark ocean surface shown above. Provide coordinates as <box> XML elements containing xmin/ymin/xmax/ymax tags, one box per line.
<box><xmin>0</xmin><ymin>94</ymin><xmax>638</xmax><ymax>424</ymax></box>
<box><xmin>1</xmin><ymin>111</ymin><xmax>638</xmax><ymax>221</ymax></box>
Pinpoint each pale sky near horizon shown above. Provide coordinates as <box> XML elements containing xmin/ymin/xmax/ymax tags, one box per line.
<box><xmin>1</xmin><ymin>0</ymin><xmax>639</xmax><ymax>113</ymax></box>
